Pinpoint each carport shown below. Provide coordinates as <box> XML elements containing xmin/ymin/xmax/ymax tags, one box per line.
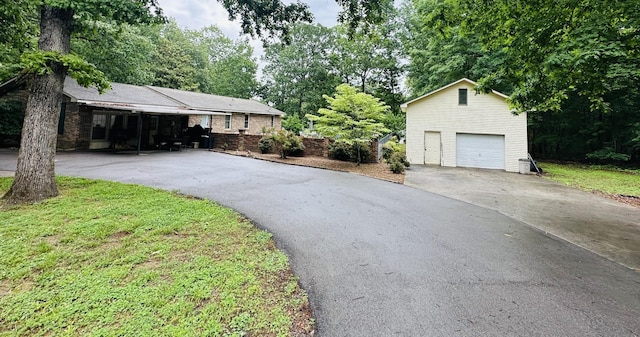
<box><xmin>77</xmin><ymin>100</ymin><xmax>230</xmax><ymax>155</ymax></box>
<box><xmin>78</xmin><ymin>101</ymin><xmax>230</xmax><ymax>155</ymax></box>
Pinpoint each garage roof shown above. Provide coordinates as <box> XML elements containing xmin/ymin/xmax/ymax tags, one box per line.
<box><xmin>400</xmin><ymin>78</ymin><xmax>509</xmax><ymax>112</ymax></box>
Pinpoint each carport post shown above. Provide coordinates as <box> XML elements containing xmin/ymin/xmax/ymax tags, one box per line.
<box><xmin>136</xmin><ymin>111</ymin><xmax>143</xmax><ymax>155</ymax></box>
<box><xmin>208</xmin><ymin>115</ymin><xmax>213</xmax><ymax>150</ymax></box>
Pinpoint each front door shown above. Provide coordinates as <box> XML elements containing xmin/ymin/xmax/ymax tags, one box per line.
<box><xmin>424</xmin><ymin>131</ymin><xmax>441</xmax><ymax>165</ymax></box>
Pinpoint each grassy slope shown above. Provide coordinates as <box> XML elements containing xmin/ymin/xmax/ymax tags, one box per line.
<box><xmin>0</xmin><ymin>177</ymin><xmax>312</xmax><ymax>336</ymax></box>
<box><xmin>540</xmin><ymin>162</ymin><xmax>640</xmax><ymax>196</ymax></box>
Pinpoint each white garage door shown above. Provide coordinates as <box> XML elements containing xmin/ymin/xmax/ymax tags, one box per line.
<box><xmin>456</xmin><ymin>134</ymin><xmax>505</xmax><ymax>170</ymax></box>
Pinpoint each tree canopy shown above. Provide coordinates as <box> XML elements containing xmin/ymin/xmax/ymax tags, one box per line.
<box><xmin>261</xmin><ymin>19</ymin><xmax>406</xmax><ymax>136</ymax></box>
<box><xmin>306</xmin><ymin>84</ymin><xmax>389</xmax><ymax>164</ymax></box>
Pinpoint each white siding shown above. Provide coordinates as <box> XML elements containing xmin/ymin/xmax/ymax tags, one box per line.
<box><xmin>405</xmin><ymin>81</ymin><xmax>527</xmax><ymax>172</ymax></box>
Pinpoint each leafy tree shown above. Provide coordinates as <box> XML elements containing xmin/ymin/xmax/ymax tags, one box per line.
<box><xmin>2</xmin><ymin>1</ymin><xmax>163</xmax><ymax>206</ymax></box>
<box><xmin>307</xmin><ymin>84</ymin><xmax>389</xmax><ymax>165</ymax></box>
<box><xmin>71</xmin><ymin>22</ymin><xmax>156</xmax><ymax>85</ymax></box>
<box><xmin>261</xmin><ymin>23</ymin><xmax>341</xmax><ymax>121</ymax></box>
<box><xmin>75</xmin><ymin>20</ymin><xmax>259</xmax><ymax>97</ymax></box>
<box><xmin>402</xmin><ymin>0</ymin><xmax>510</xmax><ymax>97</ymax></box>
<box><xmin>186</xmin><ymin>25</ymin><xmax>258</xmax><ymax>98</ymax></box>
<box><xmin>282</xmin><ymin>114</ymin><xmax>305</xmax><ymax>134</ymax></box>
<box><xmin>149</xmin><ymin>23</ymin><xmax>199</xmax><ymax>91</ymax></box>
<box><xmin>0</xmin><ymin>1</ymin><xmax>38</xmax><ymax>83</ymax></box>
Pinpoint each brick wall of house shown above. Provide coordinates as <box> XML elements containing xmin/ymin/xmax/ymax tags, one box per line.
<box><xmin>56</xmin><ymin>100</ymin><xmax>84</xmax><ymax>150</ymax></box>
<box><xmin>188</xmin><ymin>115</ymin><xmax>200</xmax><ymax>127</ymax></box>
<box><xmin>211</xmin><ymin>113</ymin><xmax>281</xmax><ymax>135</ymax></box>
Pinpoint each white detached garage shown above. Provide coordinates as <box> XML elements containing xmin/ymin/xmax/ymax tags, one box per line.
<box><xmin>401</xmin><ymin>78</ymin><xmax>527</xmax><ymax>172</ymax></box>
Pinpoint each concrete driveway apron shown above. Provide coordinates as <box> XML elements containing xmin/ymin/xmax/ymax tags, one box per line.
<box><xmin>405</xmin><ymin>165</ymin><xmax>640</xmax><ymax>272</ymax></box>
<box><xmin>1</xmin><ymin>150</ymin><xmax>639</xmax><ymax>336</ymax></box>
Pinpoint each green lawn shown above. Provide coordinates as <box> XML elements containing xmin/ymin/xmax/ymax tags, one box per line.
<box><xmin>540</xmin><ymin>162</ymin><xmax>640</xmax><ymax>196</ymax></box>
<box><xmin>0</xmin><ymin>177</ymin><xmax>313</xmax><ymax>336</ymax></box>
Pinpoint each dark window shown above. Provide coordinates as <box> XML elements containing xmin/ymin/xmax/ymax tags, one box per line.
<box><xmin>244</xmin><ymin>114</ymin><xmax>249</xmax><ymax>128</ymax></box>
<box><xmin>459</xmin><ymin>88</ymin><xmax>468</xmax><ymax>105</ymax></box>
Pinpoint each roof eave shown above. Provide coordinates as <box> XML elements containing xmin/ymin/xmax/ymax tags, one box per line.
<box><xmin>78</xmin><ymin>101</ymin><xmax>231</xmax><ymax>115</ymax></box>
<box><xmin>402</xmin><ymin>78</ymin><xmax>509</xmax><ymax>107</ymax></box>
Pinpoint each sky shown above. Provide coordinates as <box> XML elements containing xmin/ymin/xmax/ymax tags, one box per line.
<box><xmin>158</xmin><ymin>0</ymin><xmax>342</xmax><ymax>37</ymax></box>
<box><xmin>157</xmin><ymin>0</ymin><xmax>343</xmax><ymax>76</ymax></box>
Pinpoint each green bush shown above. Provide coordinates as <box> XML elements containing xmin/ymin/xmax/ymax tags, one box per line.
<box><xmin>258</xmin><ymin>136</ymin><xmax>274</xmax><ymax>154</ymax></box>
<box><xmin>264</xmin><ymin>129</ymin><xmax>305</xmax><ymax>159</ymax></box>
<box><xmin>586</xmin><ymin>147</ymin><xmax>631</xmax><ymax>163</ymax></box>
<box><xmin>328</xmin><ymin>141</ymin><xmax>372</xmax><ymax>163</ymax></box>
<box><xmin>389</xmin><ymin>158</ymin><xmax>406</xmax><ymax>174</ymax></box>
<box><xmin>352</xmin><ymin>142</ymin><xmax>372</xmax><ymax>164</ymax></box>
<box><xmin>384</xmin><ymin>140</ymin><xmax>409</xmax><ymax>174</ymax></box>
<box><xmin>382</xmin><ymin>143</ymin><xmax>395</xmax><ymax>162</ymax></box>
<box><xmin>328</xmin><ymin>141</ymin><xmax>352</xmax><ymax>161</ymax></box>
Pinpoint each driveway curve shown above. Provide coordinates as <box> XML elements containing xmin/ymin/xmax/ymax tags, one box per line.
<box><xmin>1</xmin><ymin>150</ymin><xmax>639</xmax><ymax>336</ymax></box>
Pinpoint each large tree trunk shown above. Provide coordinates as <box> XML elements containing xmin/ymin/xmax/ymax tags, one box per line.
<box><xmin>2</xmin><ymin>6</ymin><xmax>73</xmax><ymax>206</ymax></box>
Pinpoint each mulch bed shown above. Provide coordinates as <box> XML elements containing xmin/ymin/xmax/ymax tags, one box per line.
<box><xmin>217</xmin><ymin>150</ymin><xmax>405</xmax><ymax>184</ymax></box>
<box><xmin>593</xmin><ymin>191</ymin><xmax>640</xmax><ymax>209</ymax></box>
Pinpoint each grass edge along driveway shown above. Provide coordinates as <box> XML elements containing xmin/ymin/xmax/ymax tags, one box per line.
<box><xmin>0</xmin><ymin>177</ymin><xmax>313</xmax><ymax>337</ymax></box>
<box><xmin>541</xmin><ymin>162</ymin><xmax>640</xmax><ymax>197</ymax></box>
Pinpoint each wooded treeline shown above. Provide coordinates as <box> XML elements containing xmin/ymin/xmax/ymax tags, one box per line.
<box><xmin>2</xmin><ymin>0</ymin><xmax>638</xmax><ymax>164</ymax></box>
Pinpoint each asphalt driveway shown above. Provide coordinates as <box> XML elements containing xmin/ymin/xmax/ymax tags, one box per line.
<box><xmin>1</xmin><ymin>150</ymin><xmax>639</xmax><ymax>336</ymax></box>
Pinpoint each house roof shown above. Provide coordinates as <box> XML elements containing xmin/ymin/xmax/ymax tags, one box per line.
<box><xmin>400</xmin><ymin>78</ymin><xmax>509</xmax><ymax>111</ymax></box>
<box><xmin>64</xmin><ymin>78</ymin><xmax>180</xmax><ymax>107</ymax></box>
<box><xmin>146</xmin><ymin>86</ymin><xmax>284</xmax><ymax>115</ymax></box>
<box><xmin>62</xmin><ymin>77</ymin><xmax>282</xmax><ymax>116</ymax></box>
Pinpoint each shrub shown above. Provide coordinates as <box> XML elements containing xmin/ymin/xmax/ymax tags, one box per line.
<box><xmin>328</xmin><ymin>141</ymin><xmax>352</xmax><ymax>161</ymax></box>
<box><xmin>382</xmin><ymin>143</ymin><xmax>395</xmax><ymax>162</ymax></box>
<box><xmin>258</xmin><ymin>137</ymin><xmax>274</xmax><ymax>154</ymax></box>
<box><xmin>389</xmin><ymin>158</ymin><xmax>406</xmax><ymax>174</ymax></box>
<box><xmin>586</xmin><ymin>147</ymin><xmax>631</xmax><ymax>163</ymax></box>
<box><xmin>328</xmin><ymin>141</ymin><xmax>372</xmax><ymax>164</ymax></box>
<box><xmin>266</xmin><ymin>129</ymin><xmax>305</xmax><ymax>159</ymax></box>
<box><xmin>352</xmin><ymin>142</ymin><xmax>372</xmax><ymax>164</ymax></box>
<box><xmin>384</xmin><ymin>140</ymin><xmax>409</xmax><ymax>174</ymax></box>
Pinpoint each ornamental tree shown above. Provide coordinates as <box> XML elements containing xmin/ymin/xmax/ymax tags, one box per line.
<box><xmin>307</xmin><ymin>84</ymin><xmax>389</xmax><ymax>165</ymax></box>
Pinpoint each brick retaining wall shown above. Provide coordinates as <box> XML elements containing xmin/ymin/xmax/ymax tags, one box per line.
<box><xmin>212</xmin><ymin>132</ymin><xmax>379</xmax><ymax>163</ymax></box>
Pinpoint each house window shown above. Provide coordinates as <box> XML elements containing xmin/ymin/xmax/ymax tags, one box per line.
<box><xmin>270</xmin><ymin>115</ymin><xmax>275</xmax><ymax>127</ymax></box>
<box><xmin>224</xmin><ymin>115</ymin><xmax>231</xmax><ymax>129</ymax></box>
<box><xmin>244</xmin><ymin>114</ymin><xmax>249</xmax><ymax>129</ymax></box>
<box><xmin>91</xmin><ymin>114</ymin><xmax>107</xmax><ymax>139</ymax></box>
<box><xmin>201</xmin><ymin>115</ymin><xmax>210</xmax><ymax>128</ymax></box>
<box><xmin>459</xmin><ymin>88</ymin><xmax>468</xmax><ymax>105</ymax></box>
